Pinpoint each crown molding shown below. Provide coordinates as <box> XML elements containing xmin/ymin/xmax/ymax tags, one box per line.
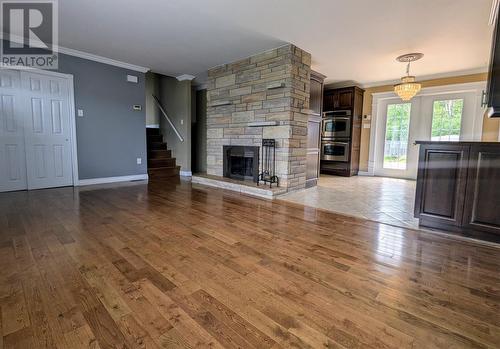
<box><xmin>57</xmin><ymin>47</ymin><xmax>149</xmax><ymax>73</ymax></box>
<box><xmin>1</xmin><ymin>32</ymin><xmax>150</xmax><ymax>73</ymax></box>
<box><xmin>176</xmin><ymin>74</ymin><xmax>196</xmax><ymax>81</ymax></box>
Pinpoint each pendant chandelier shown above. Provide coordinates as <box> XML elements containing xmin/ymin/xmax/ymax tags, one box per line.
<box><xmin>394</xmin><ymin>53</ymin><xmax>423</xmax><ymax>101</ymax></box>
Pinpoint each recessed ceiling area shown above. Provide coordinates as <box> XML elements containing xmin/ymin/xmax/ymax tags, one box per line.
<box><xmin>59</xmin><ymin>0</ymin><xmax>494</xmax><ymax>86</ymax></box>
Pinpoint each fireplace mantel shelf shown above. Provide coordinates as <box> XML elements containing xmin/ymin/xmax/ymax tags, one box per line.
<box><xmin>247</xmin><ymin>121</ymin><xmax>279</xmax><ymax>127</ymax></box>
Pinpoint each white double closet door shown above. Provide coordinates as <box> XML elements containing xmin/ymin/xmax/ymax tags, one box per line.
<box><xmin>0</xmin><ymin>69</ymin><xmax>74</xmax><ymax>192</ymax></box>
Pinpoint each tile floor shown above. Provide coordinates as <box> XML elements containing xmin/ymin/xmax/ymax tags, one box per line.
<box><xmin>280</xmin><ymin>175</ymin><xmax>420</xmax><ymax>229</ymax></box>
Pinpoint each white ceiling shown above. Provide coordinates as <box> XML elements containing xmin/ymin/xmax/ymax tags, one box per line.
<box><xmin>59</xmin><ymin>0</ymin><xmax>494</xmax><ymax>86</ymax></box>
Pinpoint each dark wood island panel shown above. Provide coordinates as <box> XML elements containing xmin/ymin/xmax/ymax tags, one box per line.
<box><xmin>415</xmin><ymin>141</ymin><xmax>500</xmax><ymax>243</ymax></box>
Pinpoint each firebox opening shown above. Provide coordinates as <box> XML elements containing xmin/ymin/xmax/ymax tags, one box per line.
<box><xmin>223</xmin><ymin>146</ymin><xmax>259</xmax><ymax>182</ymax></box>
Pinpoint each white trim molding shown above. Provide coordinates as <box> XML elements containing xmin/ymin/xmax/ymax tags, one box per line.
<box><xmin>176</xmin><ymin>74</ymin><xmax>196</xmax><ymax>81</ymax></box>
<box><xmin>78</xmin><ymin>174</ymin><xmax>148</xmax><ymax>186</ymax></box>
<box><xmin>1</xmin><ymin>32</ymin><xmax>149</xmax><ymax>73</ymax></box>
<box><xmin>58</xmin><ymin>47</ymin><xmax>149</xmax><ymax>73</ymax></box>
<box><xmin>180</xmin><ymin>170</ymin><xmax>192</xmax><ymax>177</ymax></box>
<box><xmin>146</xmin><ymin>124</ymin><xmax>160</xmax><ymax>128</ymax></box>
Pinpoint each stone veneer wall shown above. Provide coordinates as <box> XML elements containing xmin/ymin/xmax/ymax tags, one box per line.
<box><xmin>206</xmin><ymin>44</ymin><xmax>311</xmax><ymax>191</ymax></box>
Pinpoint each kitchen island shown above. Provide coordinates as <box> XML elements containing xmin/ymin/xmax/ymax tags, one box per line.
<box><xmin>414</xmin><ymin>141</ymin><xmax>500</xmax><ymax>243</ymax></box>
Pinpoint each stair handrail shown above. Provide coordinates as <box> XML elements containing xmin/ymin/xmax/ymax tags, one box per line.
<box><xmin>152</xmin><ymin>95</ymin><xmax>184</xmax><ymax>142</ymax></box>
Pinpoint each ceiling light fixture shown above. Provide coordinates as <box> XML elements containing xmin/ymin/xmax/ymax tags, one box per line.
<box><xmin>394</xmin><ymin>53</ymin><xmax>424</xmax><ymax>101</ymax></box>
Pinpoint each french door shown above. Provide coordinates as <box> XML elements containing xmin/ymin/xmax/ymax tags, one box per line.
<box><xmin>374</xmin><ymin>98</ymin><xmax>420</xmax><ymax>178</ymax></box>
<box><xmin>374</xmin><ymin>88</ymin><xmax>484</xmax><ymax>179</ymax></box>
<box><xmin>0</xmin><ymin>69</ymin><xmax>74</xmax><ymax>192</ymax></box>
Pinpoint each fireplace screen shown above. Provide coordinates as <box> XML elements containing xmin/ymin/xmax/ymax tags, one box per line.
<box><xmin>223</xmin><ymin>146</ymin><xmax>259</xmax><ymax>182</ymax></box>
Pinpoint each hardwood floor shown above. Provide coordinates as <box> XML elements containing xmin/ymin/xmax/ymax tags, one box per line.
<box><xmin>0</xmin><ymin>180</ymin><xmax>499</xmax><ymax>349</ymax></box>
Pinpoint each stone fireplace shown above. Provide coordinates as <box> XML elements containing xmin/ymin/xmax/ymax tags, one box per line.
<box><xmin>223</xmin><ymin>145</ymin><xmax>259</xmax><ymax>182</ymax></box>
<box><xmin>205</xmin><ymin>44</ymin><xmax>311</xmax><ymax>193</ymax></box>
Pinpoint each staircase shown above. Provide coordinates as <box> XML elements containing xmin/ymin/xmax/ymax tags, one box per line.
<box><xmin>146</xmin><ymin>128</ymin><xmax>180</xmax><ymax>179</ymax></box>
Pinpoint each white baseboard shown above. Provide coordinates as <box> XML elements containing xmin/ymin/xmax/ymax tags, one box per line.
<box><xmin>78</xmin><ymin>174</ymin><xmax>148</xmax><ymax>186</ymax></box>
<box><xmin>358</xmin><ymin>171</ymin><xmax>373</xmax><ymax>176</ymax></box>
<box><xmin>180</xmin><ymin>170</ymin><xmax>192</xmax><ymax>177</ymax></box>
<box><xmin>146</xmin><ymin>124</ymin><xmax>159</xmax><ymax>128</ymax></box>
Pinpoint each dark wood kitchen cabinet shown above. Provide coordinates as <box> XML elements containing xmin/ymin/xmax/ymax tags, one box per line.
<box><xmin>463</xmin><ymin>144</ymin><xmax>500</xmax><ymax>235</ymax></box>
<box><xmin>338</xmin><ymin>88</ymin><xmax>354</xmax><ymax>109</ymax></box>
<box><xmin>321</xmin><ymin>86</ymin><xmax>364</xmax><ymax>176</ymax></box>
<box><xmin>323</xmin><ymin>87</ymin><xmax>356</xmax><ymax>111</ymax></box>
<box><xmin>414</xmin><ymin>141</ymin><xmax>500</xmax><ymax>243</ymax></box>
<box><xmin>306</xmin><ymin>70</ymin><xmax>326</xmax><ymax>187</ymax></box>
<box><xmin>309</xmin><ymin>71</ymin><xmax>324</xmax><ymax>115</ymax></box>
<box><xmin>323</xmin><ymin>90</ymin><xmax>336</xmax><ymax>112</ymax></box>
<box><xmin>414</xmin><ymin>143</ymin><xmax>469</xmax><ymax>228</ymax></box>
<box><xmin>323</xmin><ymin>87</ymin><xmax>354</xmax><ymax>112</ymax></box>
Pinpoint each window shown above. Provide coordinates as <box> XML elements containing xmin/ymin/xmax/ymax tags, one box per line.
<box><xmin>431</xmin><ymin>99</ymin><xmax>463</xmax><ymax>141</ymax></box>
<box><xmin>383</xmin><ymin>103</ymin><xmax>411</xmax><ymax>170</ymax></box>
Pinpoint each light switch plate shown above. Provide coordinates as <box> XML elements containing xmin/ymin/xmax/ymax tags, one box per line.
<box><xmin>77</xmin><ymin>109</ymin><xmax>84</xmax><ymax>117</ymax></box>
<box><xmin>363</xmin><ymin>123</ymin><xmax>371</xmax><ymax>129</ymax></box>
<box><xmin>136</xmin><ymin>158</ymin><xmax>142</xmax><ymax>165</ymax></box>
<box><xmin>133</xmin><ymin>105</ymin><xmax>142</xmax><ymax>111</ymax></box>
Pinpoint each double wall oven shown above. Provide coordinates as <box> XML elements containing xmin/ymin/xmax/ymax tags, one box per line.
<box><xmin>321</xmin><ymin>110</ymin><xmax>351</xmax><ymax>162</ymax></box>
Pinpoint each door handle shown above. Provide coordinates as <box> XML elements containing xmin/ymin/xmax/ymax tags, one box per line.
<box><xmin>481</xmin><ymin>90</ymin><xmax>488</xmax><ymax>108</ymax></box>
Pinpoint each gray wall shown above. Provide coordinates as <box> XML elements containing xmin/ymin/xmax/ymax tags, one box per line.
<box><xmin>145</xmin><ymin>72</ymin><xmax>160</xmax><ymax>126</ymax></box>
<box><xmin>56</xmin><ymin>54</ymin><xmax>147</xmax><ymax>180</ymax></box>
<box><xmin>158</xmin><ymin>75</ymin><xmax>192</xmax><ymax>173</ymax></box>
<box><xmin>193</xmin><ymin>89</ymin><xmax>207</xmax><ymax>173</ymax></box>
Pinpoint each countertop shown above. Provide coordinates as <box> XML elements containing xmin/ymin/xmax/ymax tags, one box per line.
<box><xmin>415</xmin><ymin>140</ymin><xmax>500</xmax><ymax>145</ymax></box>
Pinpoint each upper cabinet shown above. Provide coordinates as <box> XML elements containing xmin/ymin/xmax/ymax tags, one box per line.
<box><xmin>310</xmin><ymin>71</ymin><xmax>325</xmax><ymax>115</ymax></box>
<box><xmin>323</xmin><ymin>90</ymin><xmax>336</xmax><ymax>111</ymax></box>
<box><xmin>323</xmin><ymin>87</ymin><xmax>354</xmax><ymax>111</ymax></box>
<box><xmin>338</xmin><ymin>89</ymin><xmax>354</xmax><ymax>109</ymax></box>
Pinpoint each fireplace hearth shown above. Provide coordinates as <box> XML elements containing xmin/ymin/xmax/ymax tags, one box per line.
<box><xmin>223</xmin><ymin>146</ymin><xmax>259</xmax><ymax>182</ymax></box>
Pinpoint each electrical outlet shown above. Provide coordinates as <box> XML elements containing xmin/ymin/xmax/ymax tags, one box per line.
<box><xmin>180</xmin><ymin>119</ymin><xmax>184</xmax><ymax>125</ymax></box>
<box><xmin>136</xmin><ymin>158</ymin><xmax>142</xmax><ymax>165</ymax></box>
<box><xmin>77</xmin><ymin>109</ymin><xmax>84</xmax><ymax>117</ymax></box>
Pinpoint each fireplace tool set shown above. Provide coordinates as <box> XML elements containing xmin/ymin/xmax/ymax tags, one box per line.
<box><xmin>258</xmin><ymin>139</ymin><xmax>279</xmax><ymax>188</ymax></box>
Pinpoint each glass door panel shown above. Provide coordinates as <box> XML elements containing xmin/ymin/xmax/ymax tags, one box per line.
<box><xmin>431</xmin><ymin>99</ymin><xmax>464</xmax><ymax>141</ymax></box>
<box><xmin>383</xmin><ymin>103</ymin><xmax>411</xmax><ymax>169</ymax></box>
